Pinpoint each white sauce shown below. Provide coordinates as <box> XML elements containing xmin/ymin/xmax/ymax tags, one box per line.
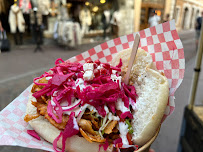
<box><xmin>86</xmin><ymin>104</ymin><xmax>98</xmax><ymax>113</ymax></box>
<box><xmin>75</xmin><ymin>78</ymin><xmax>85</xmax><ymax>90</ymax></box>
<box><xmin>112</xmin><ymin>70</ymin><xmax>117</xmax><ymax>74</ymax></box>
<box><xmin>104</xmin><ymin>105</ymin><xmax>109</xmax><ymax>114</ymax></box>
<box><xmin>116</xmin><ymin>98</ymin><xmax>130</xmax><ymax>113</ymax></box>
<box><xmin>45</xmin><ymin>76</ymin><xmax>52</xmax><ymax>80</ymax></box>
<box><xmin>73</xmin><ymin>116</ymin><xmax>79</xmax><ymax>130</ymax></box>
<box><xmin>53</xmin><ymin>91</ymin><xmax>58</xmax><ymax>97</ymax></box>
<box><xmin>111</xmin><ymin>74</ymin><xmax>122</xmax><ymax>88</ymax></box>
<box><xmin>118</xmin><ymin>122</ymin><xmax>129</xmax><ymax>145</ymax></box>
<box><xmin>129</xmin><ymin>98</ymin><xmax>137</xmax><ymax>111</ymax></box>
<box><xmin>51</xmin><ymin>97</ymin><xmax>56</xmax><ymax>106</ymax></box>
<box><xmin>108</xmin><ymin>112</ymin><xmax>120</xmax><ymax>121</ymax></box>
<box><xmin>76</xmin><ymin>103</ymin><xmax>100</xmax><ymax>122</ymax></box>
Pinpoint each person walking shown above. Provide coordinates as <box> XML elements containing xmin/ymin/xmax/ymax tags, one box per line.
<box><xmin>30</xmin><ymin>7</ymin><xmax>43</xmax><ymax>52</ymax></box>
<box><xmin>110</xmin><ymin>10</ymin><xmax>120</xmax><ymax>38</ymax></box>
<box><xmin>8</xmin><ymin>3</ymin><xmax>25</xmax><ymax>45</ymax></box>
<box><xmin>195</xmin><ymin>11</ymin><xmax>203</xmax><ymax>50</ymax></box>
<box><xmin>148</xmin><ymin>10</ymin><xmax>160</xmax><ymax>27</ymax></box>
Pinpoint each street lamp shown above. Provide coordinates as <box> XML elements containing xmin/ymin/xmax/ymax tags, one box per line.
<box><xmin>85</xmin><ymin>2</ymin><xmax>90</xmax><ymax>6</ymax></box>
<box><xmin>100</xmin><ymin>0</ymin><xmax>106</xmax><ymax>4</ymax></box>
<box><xmin>92</xmin><ymin>6</ymin><xmax>99</xmax><ymax>12</ymax></box>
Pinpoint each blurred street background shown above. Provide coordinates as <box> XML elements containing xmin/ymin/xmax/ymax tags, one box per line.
<box><xmin>1</xmin><ymin>0</ymin><xmax>203</xmax><ymax>152</ymax></box>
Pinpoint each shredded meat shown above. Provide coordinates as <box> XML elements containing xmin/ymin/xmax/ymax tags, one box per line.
<box><xmin>104</xmin><ymin>120</ymin><xmax>118</xmax><ymax>134</ymax></box>
<box><xmin>31</xmin><ymin>77</ymin><xmax>48</xmax><ymax>93</ymax></box>
<box><xmin>78</xmin><ymin>119</ymin><xmax>97</xmax><ymax>135</ymax></box>
<box><xmin>31</xmin><ymin>101</ymin><xmax>69</xmax><ymax>130</ymax></box>
<box><xmin>82</xmin><ymin>111</ymin><xmax>100</xmax><ymax>131</ymax></box>
<box><xmin>79</xmin><ymin>128</ymin><xmax>106</xmax><ymax>143</ymax></box>
<box><xmin>80</xmin><ymin>111</ymin><xmax>119</xmax><ymax>144</ymax></box>
<box><xmin>24</xmin><ymin>114</ymin><xmax>40</xmax><ymax>122</ymax></box>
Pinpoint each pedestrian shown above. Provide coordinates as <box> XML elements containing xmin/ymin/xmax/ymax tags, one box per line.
<box><xmin>195</xmin><ymin>11</ymin><xmax>203</xmax><ymax>50</ymax></box>
<box><xmin>164</xmin><ymin>14</ymin><xmax>170</xmax><ymax>23</ymax></box>
<box><xmin>110</xmin><ymin>10</ymin><xmax>120</xmax><ymax>38</ymax></box>
<box><xmin>148</xmin><ymin>10</ymin><xmax>160</xmax><ymax>27</ymax></box>
<box><xmin>30</xmin><ymin>7</ymin><xmax>43</xmax><ymax>52</ymax></box>
<box><xmin>8</xmin><ymin>3</ymin><xmax>25</xmax><ymax>45</ymax></box>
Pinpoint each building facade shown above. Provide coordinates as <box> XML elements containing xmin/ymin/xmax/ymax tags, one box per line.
<box><xmin>174</xmin><ymin>0</ymin><xmax>203</xmax><ymax>31</ymax></box>
<box><xmin>133</xmin><ymin>0</ymin><xmax>203</xmax><ymax>32</ymax></box>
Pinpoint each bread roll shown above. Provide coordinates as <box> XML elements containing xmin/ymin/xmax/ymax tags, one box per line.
<box><xmin>111</xmin><ymin>48</ymin><xmax>169</xmax><ymax>146</ymax></box>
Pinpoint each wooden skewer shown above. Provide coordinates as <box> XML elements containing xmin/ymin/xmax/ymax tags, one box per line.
<box><xmin>124</xmin><ymin>34</ymin><xmax>140</xmax><ymax>85</ymax></box>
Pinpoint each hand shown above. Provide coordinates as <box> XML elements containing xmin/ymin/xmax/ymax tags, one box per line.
<box><xmin>0</xmin><ymin>27</ymin><xmax>3</xmax><ymax>32</ymax></box>
<box><xmin>0</xmin><ymin>21</ymin><xmax>3</xmax><ymax>32</ymax></box>
<box><xmin>149</xmin><ymin>149</ymin><xmax>155</xmax><ymax>152</ymax></box>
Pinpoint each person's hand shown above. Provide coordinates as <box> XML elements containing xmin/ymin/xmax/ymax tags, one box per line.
<box><xmin>149</xmin><ymin>149</ymin><xmax>155</xmax><ymax>152</ymax></box>
<box><xmin>0</xmin><ymin>27</ymin><xmax>3</xmax><ymax>32</ymax></box>
<box><xmin>0</xmin><ymin>21</ymin><xmax>3</xmax><ymax>32</ymax></box>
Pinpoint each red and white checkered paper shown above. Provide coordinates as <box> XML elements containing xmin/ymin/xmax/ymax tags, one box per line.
<box><xmin>0</xmin><ymin>20</ymin><xmax>184</xmax><ymax>151</ymax></box>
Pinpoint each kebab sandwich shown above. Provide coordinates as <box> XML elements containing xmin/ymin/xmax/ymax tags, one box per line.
<box><xmin>24</xmin><ymin>48</ymin><xmax>169</xmax><ymax>152</ymax></box>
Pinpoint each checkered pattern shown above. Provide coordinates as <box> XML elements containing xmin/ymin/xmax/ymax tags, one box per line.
<box><xmin>0</xmin><ymin>85</ymin><xmax>54</xmax><ymax>151</ymax></box>
<box><xmin>69</xmin><ymin>20</ymin><xmax>184</xmax><ymax>118</ymax></box>
<box><xmin>0</xmin><ymin>20</ymin><xmax>184</xmax><ymax>151</ymax></box>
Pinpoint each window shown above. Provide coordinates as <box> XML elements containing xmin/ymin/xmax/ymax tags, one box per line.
<box><xmin>175</xmin><ymin>7</ymin><xmax>180</xmax><ymax>24</ymax></box>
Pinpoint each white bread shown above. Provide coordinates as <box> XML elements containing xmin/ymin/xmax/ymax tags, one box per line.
<box><xmin>111</xmin><ymin>48</ymin><xmax>169</xmax><ymax>146</ymax></box>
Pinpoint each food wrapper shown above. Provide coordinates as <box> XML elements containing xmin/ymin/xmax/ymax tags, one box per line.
<box><xmin>0</xmin><ymin>20</ymin><xmax>184</xmax><ymax>151</ymax></box>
